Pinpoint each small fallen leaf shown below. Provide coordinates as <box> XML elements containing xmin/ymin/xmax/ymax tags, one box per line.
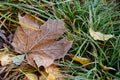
<box><xmin>101</xmin><ymin>65</ymin><xmax>116</xmax><ymax>72</ymax></box>
<box><xmin>70</xmin><ymin>55</ymin><xmax>90</xmax><ymax>65</ymax></box>
<box><xmin>39</xmin><ymin>75</ymin><xmax>47</xmax><ymax>80</ymax></box>
<box><xmin>47</xmin><ymin>74</ymin><xmax>56</xmax><ymax>80</ymax></box>
<box><xmin>20</xmin><ymin>64</ymin><xmax>38</xmax><ymax>80</ymax></box>
<box><xmin>12</xmin><ymin>54</ymin><xmax>25</xmax><ymax>65</ymax></box>
<box><xmin>89</xmin><ymin>28</ymin><xmax>114</xmax><ymax>41</ymax></box>
<box><xmin>25</xmin><ymin>72</ymin><xmax>38</xmax><ymax>80</ymax></box>
<box><xmin>0</xmin><ymin>51</ymin><xmax>14</xmax><ymax>66</ymax></box>
<box><xmin>12</xmin><ymin>14</ymin><xmax>72</xmax><ymax>68</ymax></box>
<box><xmin>45</xmin><ymin>64</ymin><xmax>65</xmax><ymax>80</ymax></box>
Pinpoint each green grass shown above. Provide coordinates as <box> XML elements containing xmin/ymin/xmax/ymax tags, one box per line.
<box><xmin>0</xmin><ymin>0</ymin><xmax>120</xmax><ymax>80</ymax></box>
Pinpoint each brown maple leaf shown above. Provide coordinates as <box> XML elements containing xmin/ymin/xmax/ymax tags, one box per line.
<box><xmin>12</xmin><ymin>14</ymin><xmax>72</xmax><ymax>68</ymax></box>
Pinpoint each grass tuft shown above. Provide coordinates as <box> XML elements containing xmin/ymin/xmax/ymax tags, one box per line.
<box><xmin>0</xmin><ymin>0</ymin><xmax>120</xmax><ymax>80</ymax></box>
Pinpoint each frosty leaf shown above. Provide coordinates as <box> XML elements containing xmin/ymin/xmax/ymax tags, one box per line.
<box><xmin>18</xmin><ymin>13</ymin><xmax>39</xmax><ymax>30</ymax></box>
<box><xmin>26</xmin><ymin>52</ymin><xmax>54</xmax><ymax>68</ymax></box>
<box><xmin>12</xmin><ymin>54</ymin><xmax>25</xmax><ymax>65</ymax></box>
<box><xmin>12</xmin><ymin>14</ymin><xmax>72</xmax><ymax>68</ymax></box>
<box><xmin>89</xmin><ymin>28</ymin><xmax>114</xmax><ymax>41</ymax></box>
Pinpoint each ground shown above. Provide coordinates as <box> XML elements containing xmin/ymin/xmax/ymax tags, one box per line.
<box><xmin>0</xmin><ymin>0</ymin><xmax>120</xmax><ymax>80</ymax></box>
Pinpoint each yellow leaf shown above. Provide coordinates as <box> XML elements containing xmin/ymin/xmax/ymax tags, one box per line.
<box><xmin>25</xmin><ymin>72</ymin><xmax>38</xmax><ymax>80</ymax></box>
<box><xmin>47</xmin><ymin>74</ymin><xmax>56</xmax><ymax>80</ymax></box>
<box><xmin>45</xmin><ymin>65</ymin><xmax>65</xmax><ymax>80</ymax></box>
<box><xmin>70</xmin><ymin>55</ymin><xmax>90</xmax><ymax>65</ymax></box>
<box><xmin>89</xmin><ymin>28</ymin><xmax>114</xmax><ymax>41</ymax></box>
<box><xmin>39</xmin><ymin>75</ymin><xmax>47</xmax><ymax>80</ymax></box>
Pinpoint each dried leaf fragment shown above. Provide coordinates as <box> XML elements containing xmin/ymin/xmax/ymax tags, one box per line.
<box><xmin>24</xmin><ymin>72</ymin><xmax>38</xmax><ymax>80</ymax></box>
<box><xmin>0</xmin><ymin>30</ymin><xmax>6</xmax><ymax>41</ymax></box>
<box><xmin>12</xmin><ymin>54</ymin><xmax>25</xmax><ymax>65</ymax></box>
<box><xmin>101</xmin><ymin>65</ymin><xmax>116</xmax><ymax>72</ymax></box>
<box><xmin>12</xmin><ymin>14</ymin><xmax>72</xmax><ymax>68</ymax></box>
<box><xmin>20</xmin><ymin>64</ymin><xmax>38</xmax><ymax>80</ymax></box>
<box><xmin>0</xmin><ymin>51</ymin><xmax>15</xmax><ymax>66</ymax></box>
<box><xmin>45</xmin><ymin>65</ymin><xmax>65</xmax><ymax>80</ymax></box>
<box><xmin>89</xmin><ymin>28</ymin><xmax>114</xmax><ymax>41</ymax></box>
<box><xmin>0</xmin><ymin>30</ymin><xmax>6</xmax><ymax>48</ymax></box>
